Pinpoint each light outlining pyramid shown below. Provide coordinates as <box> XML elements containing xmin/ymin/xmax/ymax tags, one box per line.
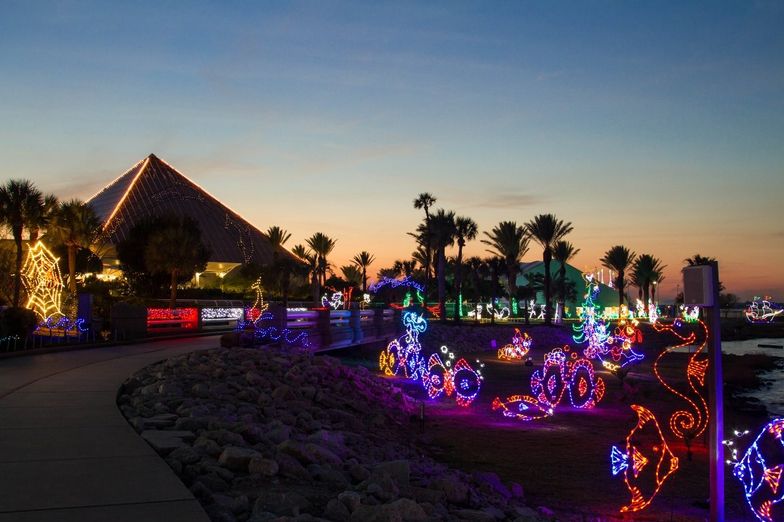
<box><xmin>22</xmin><ymin>241</ymin><xmax>65</xmax><ymax>321</ymax></box>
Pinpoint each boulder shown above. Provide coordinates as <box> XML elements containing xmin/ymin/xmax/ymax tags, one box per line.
<box><xmin>248</xmin><ymin>457</ymin><xmax>279</xmax><ymax>477</ymax></box>
<box><xmin>218</xmin><ymin>446</ymin><xmax>262</xmax><ymax>471</ymax></box>
<box><xmin>141</xmin><ymin>430</ymin><xmax>194</xmax><ymax>455</ymax></box>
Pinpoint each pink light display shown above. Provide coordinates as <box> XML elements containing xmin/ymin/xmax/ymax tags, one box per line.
<box><xmin>491</xmin><ymin>394</ymin><xmax>553</xmax><ymax>421</ymax></box>
<box><xmin>421</xmin><ymin>345</ymin><xmax>484</xmax><ymax>407</ymax></box>
<box><xmin>146</xmin><ymin>307</ymin><xmax>199</xmax><ymax>329</ymax></box>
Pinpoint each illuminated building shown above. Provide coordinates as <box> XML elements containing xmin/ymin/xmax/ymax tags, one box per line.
<box><xmin>86</xmin><ymin>154</ymin><xmax>301</xmax><ymax>283</ymax></box>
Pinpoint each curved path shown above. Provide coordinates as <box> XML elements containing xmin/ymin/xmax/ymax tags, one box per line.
<box><xmin>0</xmin><ymin>336</ymin><xmax>221</xmax><ymax>522</ymax></box>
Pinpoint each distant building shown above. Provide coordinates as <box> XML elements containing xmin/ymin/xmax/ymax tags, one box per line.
<box><xmin>87</xmin><ymin>154</ymin><xmax>300</xmax><ymax>284</ymax></box>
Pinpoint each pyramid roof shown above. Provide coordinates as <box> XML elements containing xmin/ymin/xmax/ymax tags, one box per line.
<box><xmin>87</xmin><ymin>154</ymin><xmax>298</xmax><ymax>266</ymax></box>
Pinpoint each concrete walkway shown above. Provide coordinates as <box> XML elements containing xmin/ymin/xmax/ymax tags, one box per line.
<box><xmin>0</xmin><ymin>336</ymin><xmax>221</xmax><ymax>522</ymax></box>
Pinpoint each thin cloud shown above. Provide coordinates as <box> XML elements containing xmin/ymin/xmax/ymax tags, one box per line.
<box><xmin>468</xmin><ymin>192</ymin><xmax>544</xmax><ymax>209</ymax></box>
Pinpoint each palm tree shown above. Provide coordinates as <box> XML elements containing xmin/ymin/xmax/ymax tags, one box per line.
<box><xmin>28</xmin><ymin>194</ymin><xmax>59</xmax><ymax>243</ymax></box>
<box><xmin>0</xmin><ymin>180</ymin><xmax>45</xmax><ymax>307</ymax></box>
<box><xmin>340</xmin><ymin>265</ymin><xmax>363</xmax><ymax>288</ymax></box>
<box><xmin>553</xmin><ymin>240</ymin><xmax>580</xmax><ymax>320</ymax></box>
<box><xmin>484</xmin><ymin>256</ymin><xmax>505</xmax><ymax>325</ymax></box>
<box><xmin>306</xmin><ymin>232</ymin><xmax>337</xmax><ymax>288</ymax></box>
<box><xmin>452</xmin><ymin>216</ymin><xmax>478</xmax><ymax>322</ymax></box>
<box><xmin>632</xmin><ymin>254</ymin><xmax>667</xmax><ymax>309</ymax></box>
<box><xmin>266</xmin><ymin>226</ymin><xmax>294</xmax><ymax>309</ymax></box>
<box><xmin>429</xmin><ymin>209</ymin><xmax>456</xmax><ymax>322</ymax></box>
<box><xmin>351</xmin><ymin>251</ymin><xmax>376</xmax><ymax>293</ymax></box>
<box><xmin>482</xmin><ymin>221</ymin><xmax>529</xmax><ymax>318</ymax></box>
<box><xmin>48</xmin><ymin>200</ymin><xmax>102</xmax><ymax>294</ymax></box>
<box><xmin>601</xmin><ymin>245</ymin><xmax>637</xmax><ymax>308</ymax></box>
<box><xmin>293</xmin><ymin>244</ymin><xmax>320</xmax><ymax>305</ymax></box>
<box><xmin>526</xmin><ymin>214</ymin><xmax>573</xmax><ymax>325</ymax></box>
<box><xmin>144</xmin><ymin>217</ymin><xmax>210</xmax><ymax>307</ymax></box>
<box><xmin>392</xmin><ymin>259</ymin><xmax>417</xmax><ymax>277</ymax></box>
<box><xmin>413</xmin><ymin>193</ymin><xmax>436</xmax><ymax>294</ymax></box>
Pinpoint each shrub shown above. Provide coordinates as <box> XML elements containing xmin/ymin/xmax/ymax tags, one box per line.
<box><xmin>0</xmin><ymin>307</ymin><xmax>38</xmax><ymax>338</ymax></box>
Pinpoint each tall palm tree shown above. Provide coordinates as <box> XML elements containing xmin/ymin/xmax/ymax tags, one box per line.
<box><xmin>453</xmin><ymin>216</ymin><xmax>478</xmax><ymax>322</ymax></box>
<box><xmin>482</xmin><ymin>221</ymin><xmax>528</xmax><ymax>318</ymax></box>
<box><xmin>601</xmin><ymin>245</ymin><xmax>637</xmax><ymax>308</ymax></box>
<box><xmin>428</xmin><ymin>209</ymin><xmax>456</xmax><ymax>322</ymax></box>
<box><xmin>340</xmin><ymin>265</ymin><xmax>363</xmax><ymax>288</ymax></box>
<box><xmin>484</xmin><ymin>256</ymin><xmax>505</xmax><ymax>325</ymax></box>
<box><xmin>144</xmin><ymin>217</ymin><xmax>210</xmax><ymax>307</ymax></box>
<box><xmin>306</xmin><ymin>232</ymin><xmax>337</xmax><ymax>288</ymax></box>
<box><xmin>351</xmin><ymin>251</ymin><xmax>376</xmax><ymax>293</ymax></box>
<box><xmin>0</xmin><ymin>180</ymin><xmax>45</xmax><ymax>307</ymax></box>
<box><xmin>413</xmin><ymin>193</ymin><xmax>436</xmax><ymax>294</ymax></box>
<box><xmin>553</xmin><ymin>240</ymin><xmax>580</xmax><ymax>320</ymax></box>
<box><xmin>49</xmin><ymin>199</ymin><xmax>102</xmax><ymax>294</ymax></box>
<box><xmin>28</xmin><ymin>195</ymin><xmax>59</xmax><ymax>243</ymax></box>
<box><xmin>392</xmin><ymin>259</ymin><xmax>417</xmax><ymax>277</ymax></box>
<box><xmin>526</xmin><ymin>214</ymin><xmax>573</xmax><ymax>325</ymax></box>
<box><xmin>465</xmin><ymin>256</ymin><xmax>484</xmax><ymax>302</ymax></box>
<box><xmin>293</xmin><ymin>244</ymin><xmax>320</xmax><ymax>305</ymax></box>
<box><xmin>632</xmin><ymin>254</ymin><xmax>667</xmax><ymax>309</ymax></box>
<box><xmin>266</xmin><ymin>226</ymin><xmax>293</xmax><ymax>308</ymax></box>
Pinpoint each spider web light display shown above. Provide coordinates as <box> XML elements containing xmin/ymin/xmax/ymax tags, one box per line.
<box><xmin>22</xmin><ymin>241</ymin><xmax>65</xmax><ymax>322</ymax></box>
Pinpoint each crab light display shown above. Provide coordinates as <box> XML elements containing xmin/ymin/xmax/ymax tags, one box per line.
<box><xmin>491</xmin><ymin>395</ymin><xmax>553</xmax><ymax>421</ymax></box>
<box><xmin>728</xmin><ymin>419</ymin><xmax>784</xmax><ymax>522</ymax></box>
<box><xmin>652</xmin><ymin>319</ymin><xmax>709</xmax><ymax>440</ymax></box>
<box><xmin>21</xmin><ymin>241</ymin><xmax>65</xmax><ymax>322</ymax></box>
<box><xmin>421</xmin><ymin>345</ymin><xmax>484</xmax><ymax>407</ymax></box>
<box><xmin>745</xmin><ymin>296</ymin><xmax>783</xmax><ymax>324</ymax></box>
<box><xmin>610</xmin><ymin>405</ymin><xmax>679</xmax><ymax>513</ymax></box>
<box><xmin>379</xmin><ymin>311</ymin><xmax>428</xmax><ymax>380</ymax></box>
<box><xmin>497</xmin><ymin>329</ymin><xmax>533</xmax><ymax>361</ymax></box>
<box><xmin>530</xmin><ymin>346</ymin><xmax>605</xmax><ymax>410</ymax></box>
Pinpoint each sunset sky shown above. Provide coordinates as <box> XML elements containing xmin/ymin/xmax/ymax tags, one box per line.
<box><xmin>1</xmin><ymin>1</ymin><xmax>782</xmax><ymax>300</ymax></box>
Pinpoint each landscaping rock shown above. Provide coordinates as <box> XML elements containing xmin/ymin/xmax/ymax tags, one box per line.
<box><xmin>218</xmin><ymin>446</ymin><xmax>262</xmax><ymax>471</ymax></box>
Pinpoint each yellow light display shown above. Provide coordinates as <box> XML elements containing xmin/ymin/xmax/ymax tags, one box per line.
<box><xmin>21</xmin><ymin>241</ymin><xmax>65</xmax><ymax>321</ymax></box>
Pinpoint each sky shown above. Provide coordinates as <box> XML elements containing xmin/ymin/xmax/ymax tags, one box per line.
<box><xmin>1</xmin><ymin>1</ymin><xmax>782</xmax><ymax>300</ymax></box>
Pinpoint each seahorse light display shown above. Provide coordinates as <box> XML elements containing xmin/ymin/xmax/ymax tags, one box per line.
<box><xmin>610</xmin><ymin>405</ymin><xmax>679</xmax><ymax>512</ymax></box>
<box><xmin>652</xmin><ymin>319</ymin><xmax>709</xmax><ymax>440</ymax></box>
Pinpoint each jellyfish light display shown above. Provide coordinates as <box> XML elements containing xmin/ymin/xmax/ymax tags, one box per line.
<box><xmin>730</xmin><ymin>418</ymin><xmax>784</xmax><ymax>522</ymax></box>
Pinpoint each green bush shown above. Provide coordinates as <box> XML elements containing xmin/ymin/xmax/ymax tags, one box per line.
<box><xmin>0</xmin><ymin>307</ymin><xmax>38</xmax><ymax>338</ymax></box>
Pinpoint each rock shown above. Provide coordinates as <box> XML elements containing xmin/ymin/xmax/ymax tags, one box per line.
<box><xmin>198</xmin><ymin>472</ymin><xmax>230</xmax><ymax>492</ymax></box>
<box><xmin>348</xmin><ymin>462</ymin><xmax>371</xmax><ymax>483</ymax></box>
<box><xmin>350</xmin><ymin>498</ymin><xmax>427</xmax><ymax>522</ymax></box>
<box><xmin>248</xmin><ymin>457</ymin><xmax>279</xmax><ymax>476</ymax></box>
<box><xmin>278</xmin><ymin>439</ymin><xmax>341</xmax><ymax>466</ymax></box>
<box><xmin>203</xmin><ymin>428</ymin><xmax>246</xmax><ymax>447</ymax></box>
<box><xmin>451</xmin><ymin>508</ymin><xmax>495</xmax><ymax>521</ymax></box>
<box><xmin>536</xmin><ymin>506</ymin><xmax>555</xmax><ymax>518</ymax></box>
<box><xmin>398</xmin><ymin>486</ymin><xmax>445</xmax><ymax>504</ymax></box>
<box><xmin>253</xmin><ymin>491</ymin><xmax>312</xmax><ymax>516</ymax></box>
<box><xmin>275</xmin><ymin>452</ymin><xmax>310</xmax><ymax>480</ymax></box>
<box><xmin>513</xmin><ymin>506</ymin><xmax>544</xmax><ymax>521</ymax></box>
<box><xmin>218</xmin><ymin>446</ymin><xmax>262</xmax><ymax>471</ymax></box>
<box><xmin>168</xmin><ymin>446</ymin><xmax>201</xmax><ymax>465</ymax></box>
<box><xmin>205</xmin><ymin>504</ymin><xmax>237</xmax><ymax>522</ymax></box>
<box><xmin>472</xmin><ymin>471</ymin><xmax>511</xmax><ymax>499</ymax></box>
<box><xmin>325</xmin><ymin>498</ymin><xmax>351</xmax><ymax>521</ymax></box>
<box><xmin>175</xmin><ymin>416</ymin><xmax>209</xmax><ymax>432</ymax></box>
<box><xmin>141</xmin><ymin>430</ymin><xmax>194</xmax><ymax>455</ymax></box>
<box><xmin>509</xmin><ymin>482</ymin><xmax>524</xmax><ymax>499</ymax></box>
<box><xmin>338</xmin><ymin>491</ymin><xmax>362</xmax><ymax>513</ymax></box>
<box><xmin>267</xmin><ymin>424</ymin><xmax>292</xmax><ymax>444</ymax></box>
<box><xmin>213</xmin><ymin>493</ymin><xmax>250</xmax><ymax>515</ymax></box>
<box><xmin>193</xmin><ymin>436</ymin><xmax>222</xmax><ymax>457</ymax></box>
<box><xmin>431</xmin><ymin>474</ymin><xmax>469</xmax><ymax>505</ymax></box>
<box><xmin>374</xmin><ymin>460</ymin><xmax>410</xmax><ymax>487</ymax></box>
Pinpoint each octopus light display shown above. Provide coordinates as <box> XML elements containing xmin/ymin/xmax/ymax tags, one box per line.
<box><xmin>530</xmin><ymin>346</ymin><xmax>605</xmax><ymax>410</ymax></box>
<box><xmin>379</xmin><ymin>311</ymin><xmax>428</xmax><ymax>380</ymax></box>
<box><xmin>746</xmin><ymin>296</ymin><xmax>783</xmax><ymax>324</ymax></box>
<box><xmin>491</xmin><ymin>394</ymin><xmax>553</xmax><ymax>421</ymax></box>
<box><xmin>421</xmin><ymin>345</ymin><xmax>484</xmax><ymax>407</ymax></box>
<box><xmin>610</xmin><ymin>405</ymin><xmax>680</xmax><ymax>513</ymax></box>
<box><xmin>652</xmin><ymin>319</ymin><xmax>709</xmax><ymax>440</ymax></box>
<box><xmin>497</xmin><ymin>328</ymin><xmax>533</xmax><ymax>361</ymax></box>
<box><xmin>730</xmin><ymin>419</ymin><xmax>784</xmax><ymax>521</ymax></box>
<box><xmin>21</xmin><ymin>241</ymin><xmax>65</xmax><ymax>322</ymax></box>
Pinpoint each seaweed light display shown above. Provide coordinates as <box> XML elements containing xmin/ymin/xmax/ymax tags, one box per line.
<box><xmin>21</xmin><ymin>241</ymin><xmax>65</xmax><ymax>322</ymax></box>
<box><xmin>379</xmin><ymin>311</ymin><xmax>428</xmax><ymax>380</ymax></box>
<box><xmin>746</xmin><ymin>296</ymin><xmax>783</xmax><ymax>324</ymax></box>
<box><xmin>610</xmin><ymin>405</ymin><xmax>680</xmax><ymax>513</ymax></box>
<box><xmin>728</xmin><ymin>419</ymin><xmax>784</xmax><ymax>521</ymax></box>
<box><xmin>497</xmin><ymin>328</ymin><xmax>532</xmax><ymax>361</ymax></box>
<box><xmin>652</xmin><ymin>319</ymin><xmax>709</xmax><ymax>440</ymax></box>
<box><xmin>573</xmin><ymin>274</ymin><xmax>611</xmax><ymax>360</ymax></box>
